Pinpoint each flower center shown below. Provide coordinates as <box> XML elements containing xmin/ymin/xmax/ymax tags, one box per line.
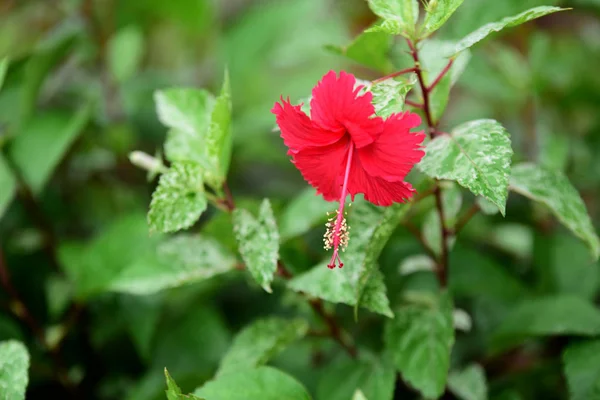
<box><xmin>324</xmin><ymin>143</ymin><xmax>354</xmax><ymax>269</ymax></box>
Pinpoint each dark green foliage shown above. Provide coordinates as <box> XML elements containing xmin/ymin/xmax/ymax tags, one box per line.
<box><xmin>1</xmin><ymin>1</ymin><xmax>599</xmax><ymax>399</ymax></box>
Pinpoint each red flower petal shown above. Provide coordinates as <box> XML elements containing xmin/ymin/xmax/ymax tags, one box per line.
<box><xmin>358</xmin><ymin>112</ymin><xmax>425</xmax><ymax>181</ymax></box>
<box><xmin>271</xmin><ymin>98</ymin><xmax>344</xmax><ymax>154</ymax></box>
<box><xmin>292</xmin><ymin>137</ymin><xmax>350</xmax><ymax>202</ymax></box>
<box><xmin>348</xmin><ymin>153</ymin><xmax>416</xmax><ymax>206</ymax></box>
<box><xmin>310</xmin><ymin>71</ymin><xmax>383</xmax><ymax>149</ymax></box>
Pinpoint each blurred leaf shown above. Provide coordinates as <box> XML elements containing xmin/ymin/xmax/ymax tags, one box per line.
<box><xmin>289</xmin><ymin>200</ymin><xmax>409</xmax><ymax>318</ymax></box>
<box><xmin>447</xmin><ymin>364</ymin><xmax>488</xmax><ymax>400</ymax></box>
<box><xmin>487</xmin><ymin>224</ymin><xmax>533</xmax><ymax>259</ymax></box>
<box><xmin>128</xmin><ymin>306</ymin><xmax>231</xmax><ymax>400</ymax></box>
<box><xmin>20</xmin><ymin>23</ymin><xmax>80</xmax><ymax>123</ymax></box>
<box><xmin>279</xmin><ymin>188</ymin><xmax>332</xmax><ymax>241</ymax></box>
<box><xmin>233</xmin><ymin>199</ymin><xmax>279</xmax><ymax>293</ymax></box>
<box><xmin>510</xmin><ymin>163</ymin><xmax>600</xmax><ymax>260</ymax></box>
<box><xmin>327</xmin><ymin>29</ymin><xmax>393</xmax><ymax>73</ymax></box>
<box><xmin>110</xmin><ymin>235</ymin><xmax>236</xmax><ymax>295</ymax></box>
<box><xmin>0</xmin><ymin>155</ymin><xmax>16</xmax><ymax>219</ymax></box>
<box><xmin>385</xmin><ymin>291</ymin><xmax>454</xmax><ymax>398</ymax></box>
<box><xmin>353</xmin><ymin>390</ymin><xmax>368</xmax><ymax>400</ymax></box>
<box><xmin>316</xmin><ymin>354</ymin><xmax>395</xmax><ymax>400</ymax></box>
<box><xmin>399</xmin><ymin>254</ymin><xmax>436</xmax><ymax>275</ymax></box>
<box><xmin>371</xmin><ymin>74</ymin><xmax>417</xmax><ymax>118</ymax></box>
<box><xmin>217</xmin><ymin>318</ymin><xmax>308</xmax><ymax>377</ymax></box>
<box><xmin>449</xmin><ymin>246</ymin><xmax>529</xmax><ymax>303</ymax></box>
<box><xmin>9</xmin><ymin>106</ymin><xmax>91</xmax><ymax>195</ymax></box>
<box><xmin>429</xmin><ymin>74</ymin><xmax>451</xmax><ymax>123</ymax></box>
<box><xmin>366</xmin><ymin>0</ymin><xmax>419</xmax><ymax>37</ymax></box>
<box><xmin>547</xmin><ymin>234</ymin><xmax>600</xmax><ymax>300</ymax></box>
<box><xmin>538</xmin><ymin>131</ymin><xmax>568</xmax><ymax>172</ymax></box>
<box><xmin>165</xmin><ymin>369</ymin><xmax>205</xmax><ymax>400</ymax></box>
<box><xmin>107</xmin><ymin>26</ymin><xmax>145</xmax><ymax>83</ymax></box>
<box><xmin>194</xmin><ymin>366</ymin><xmax>311</xmax><ymax>400</ymax></box>
<box><xmin>121</xmin><ymin>295</ymin><xmax>162</xmax><ymax>361</ymax></box>
<box><xmin>562</xmin><ymin>339</ymin><xmax>600</xmax><ymax>400</ymax></box>
<box><xmin>476</xmin><ymin>197</ymin><xmax>499</xmax><ymax>215</ymax></box>
<box><xmin>59</xmin><ymin>213</ymin><xmax>161</xmax><ymax>299</ymax></box>
<box><xmin>423</xmin><ymin>183</ymin><xmax>462</xmax><ymax>255</ymax></box>
<box><xmin>422</xmin><ymin>0</ymin><xmax>465</xmax><ymax>36</ymax></box>
<box><xmin>155</xmin><ymin>76</ymin><xmax>232</xmax><ymax>189</ymax></box>
<box><xmin>154</xmin><ymin>306</ymin><xmax>230</xmax><ymax>375</ymax></box>
<box><xmin>418</xmin><ymin>119</ymin><xmax>512</xmax><ymax>215</ymax></box>
<box><xmin>450</xmin><ymin>7</ymin><xmax>567</xmax><ymax>56</ymax></box>
<box><xmin>0</xmin><ymin>340</ymin><xmax>29</xmax><ymax>400</ymax></box>
<box><xmin>148</xmin><ymin>162</ymin><xmax>207</xmax><ymax>233</ymax></box>
<box><xmin>45</xmin><ymin>276</ymin><xmax>72</xmax><ymax>321</ymax></box>
<box><xmin>0</xmin><ymin>57</ymin><xmax>7</xmax><ymax>91</ymax></box>
<box><xmin>492</xmin><ymin>295</ymin><xmax>600</xmax><ymax>350</ymax></box>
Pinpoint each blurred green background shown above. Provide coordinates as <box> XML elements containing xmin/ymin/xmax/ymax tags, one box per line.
<box><xmin>1</xmin><ymin>0</ymin><xmax>600</xmax><ymax>399</ymax></box>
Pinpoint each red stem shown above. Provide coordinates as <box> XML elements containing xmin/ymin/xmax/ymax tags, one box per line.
<box><xmin>405</xmin><ymin>99</ymin><xmax>424</xmax><ymax>109</ymax></box>
<box><xmin>406</xmin><ymin>39</ymin><xmax>435</xmax><ymax>137</ymax></box>
<box><xmin>372</xmin><ymin>67</ymin><xmax>417</xmax><ymax>84</ymax></box>
<box><xmin>427</xmin><ymin>59</ymin><xmax>455</xmax><ymax>92</ymax></box>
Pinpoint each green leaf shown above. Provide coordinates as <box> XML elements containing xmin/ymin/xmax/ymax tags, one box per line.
<box><xmin>128</xmin><ymin>306</ymin><xmax>230</xmax><ymax>400</ymax></box>
<box><xmin>371</xmin><ymin>74</ymin><xmax>417</xmax><ymax>118</ymax></box>
<box><xmin>353</xmin><ymin>390</ymin><xmax>368</xmax><ymax>400</ymax></box>
<box><xmin>107</xmin><ymin>26</ymin><xmax>144</xmax><ymax>83</ymax></box>
<box><xmin>0</xmin><ymin>57</ymin><xmax>8</xmax><ymax>92</ymax></box>
<box><xmin>447</xmin><ymin>364</ymin><xmax>488</xmax><ymax>400</ymax></box>
<box><xmin>422</xmin><ymin>0</ymin><xmax>466</xmax><ymax>36</ymax></box>
<box><xmin>155</xmin><ymin>71</ymin><xmax>232</xmax><ymax>189</ymax></box>
<box><xmin>450</xmin><ymin>7</ymin><xmax>567</xmax><ymax>55</ymax></box>
<box><xmin>492</xmin><ymin>295</ymin><xmax>600</xmax><ymax>351</ymax></box>
<box><xmin>385</xmin><ymin>291</ymin><xmax>454</xmax><ymax>399</ymax></box>
<box><xmin>418</xmin><ymin>119</ymin><xmax>513</xmax><ymax>215</ymax></box>
<box><xmin>279</xmin><ymin>188</ymin><xmax>332</xmax><ymax>241</ymax></box>
<box><xmin>399</xmin><ymin>254</ymin><xmax>436</xmax><ymax>275</ymax></box>
<box><xmin>233</xmin><ymin>199</ymin><xmax>279</xmax><ymax>293</ymax></box>
<box><xmin>59</xmin><ymin>213</ymin><xmax>161</xmax><ymax>299</ymax></box>
<box><xmin>19</xmin><ymin>24</ymin><xmax>79</xmax><ymax>124</ymax></box>
<box><xmin>9</xmin><ymin>106</ymin><xmax>91</xmax><ymax>195</ymax></box>
<box><xmin>194</xmin><ymin>366</ymin><xmax>311</xmax><ymax>400</ymax></box>
<box><xmin>0</xmin><ymin>340</ymin><xmax>30</xmax><ymax>400</ymax></box>
<box><xmin>217</xmin><ymin>318</ymin><xmax>308</xmax><ymax>377</ymax></box>
<box><xmin>211</xmin><ymin>70</ymin><xmax>233</xmax><ymax>182</ymax></box>
<box><xmin>429</xmin><ymin>74</ymin><xmax>451</xmax><ymax>124</ymax></box>
<box><xmin>476</xmin><ymin>197</ymin><xmax>499</xmax><ymax>215</ymax></box>
<box><xmin>546</xmin><ymin>234</ymin><xmax>600</xmax><ymax>300</ymax></box>
<box><xmin>109</xmin><ymin>235</ymin><xmax>237</xmax><ymax>295</ymax></box>
<box><xmin>510</xmin><ymin>163</ymin><xmax>600</xmax><ymax>260</ymax></box>
<box><xmin>449</xmin><ymin>245</ymin><xmax>529</xmax><ymax>303</ymax></box>
<box><xmin>0</xmin><ymin>155</ymin><xmax>16</xmax><ymax>220</ymax></box>
<box><xmin>165</xmin><ymin>368</ymin><xmax>205</xmax><ymax>400</ymax></box>
<box><xmin>148</xmin><ymin>162</ymin><xmax>207</xmax><ymax>233</ymax></box>
<box><xmin>326</xmin><ymin>30</ymin><xmax>393</xmax><ymax>73</ymax></box>
<box><xmin>563</xmin><ymin>339</ymin><xmax>600</xmax><ymax>400</ymax></box>
<box><xmin>366</xmin><ymin>0</ymin><xmax>419</xmax><ymax>37</ymax></box>
<box><xmin>121</xmin><ymin>295</ymin><xmax>162</xmax><ymax>361</ymax></box>
<box><xmin>316</xmin><ymin>354</ymin><xmax>395</xmax><ymax>400</ymax></box>
<box><xmin>288</xmin><ymin>200</ymin><xmax>409</xmax><ymax>318</ymax></box>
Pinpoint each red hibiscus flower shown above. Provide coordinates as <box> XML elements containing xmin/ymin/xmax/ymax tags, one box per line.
<box><xmin>272</xmin><ymin>70</ymin><xmax>425</xmax><ymax>268</ymax></box>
